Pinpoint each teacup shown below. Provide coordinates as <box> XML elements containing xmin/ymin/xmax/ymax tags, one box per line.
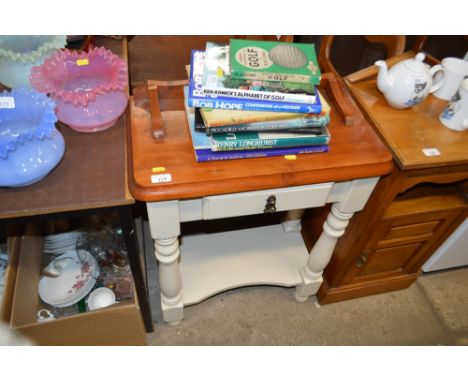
<box><xmin>87</xmin><ymin>287</ymin><xmax>116</xmax><ymax>311</ymax></box>
<box><xmin>37</xmin><ymin>309</ymin><xmax>56</xmax><ymax>322</ymax></box>
<box><xmin>433</xmin><ymin>57</ymin><xmax>468</xmax><ymax>101</ymax></box>
<box><xmin>439</xmin><ymin>78</ymin><xmax>468</xmax><ymax>131</ymax></box>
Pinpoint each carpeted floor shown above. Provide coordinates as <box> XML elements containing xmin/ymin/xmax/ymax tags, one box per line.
<box><xmin>140</xmin><ymin>220</ymin><xmax>468</xmax><ymax>346</ymax></box>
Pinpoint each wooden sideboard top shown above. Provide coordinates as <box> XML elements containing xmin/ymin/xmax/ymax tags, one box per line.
<box><xmin>345</xmin><ymin>53</ymin><xmax>468</xmax><ymax>171</ymax></box>
<box><xmin>127</xmin><ymin>76</ymin><xmax>394</xmax><ymax>202</ymax></box>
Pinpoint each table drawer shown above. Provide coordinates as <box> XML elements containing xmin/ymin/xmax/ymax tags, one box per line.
<box><xmin>202</xmin><ymin>183</ymin><xmax>333</xmax><ymax>219</ymax></box>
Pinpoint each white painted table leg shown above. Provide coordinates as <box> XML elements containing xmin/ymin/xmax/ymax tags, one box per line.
<box><xmin>147</xmin><ymin>201</ymin><xmax>184</xmax><ymax>325</ymax></box>
<box><xmin>154</xmin><ymin>237</ymin><xmax>184</xmax><ymax>324</ymax></box>
<box><xmin>282</xmin><ymin>209</ymin><xmax>305</xmax><ymax>233</ymax></box>
<box><xmin>295</xmin><ymin>203</ymin><xmax>353</xmax><ymax>302</ymax></box>
<box><xmin>294</xmin><ymin>177</ymin><xmax>379</xmax><ymax>302</ymax></box>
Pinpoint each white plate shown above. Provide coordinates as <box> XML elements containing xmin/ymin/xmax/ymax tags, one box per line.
<box><xmin>38</xmin><ymin>250</ymin><xmax>99</xmax><ymax>307</ymax></box>
<box><xmin>43</xmin><ymin>231</ymin><xmax>86</xmax><ymax>255</ymax></box>
<box><xmin>43</xmin><ymin>231</ymin><xmax>84</xmax><ymax>245</ymax></box>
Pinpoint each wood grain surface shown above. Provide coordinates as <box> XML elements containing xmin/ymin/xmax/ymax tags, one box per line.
<box><xmin>345</xmin><ymin>63</ymin><xmax>468</xmax><ymax>170</ymax></box>
<box><xmin>127</xmin><ymin>79</ymin><xmax>393</xmax><ymax>202</ymax></box>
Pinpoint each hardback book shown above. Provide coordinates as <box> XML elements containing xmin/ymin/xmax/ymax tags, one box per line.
<box><xmin>199</xmin><ymin>91</ymin><xmax>330</xmax><ymax>128</ymax></box>
<box><xmin>229</xmin><ymin>39</ymin><xmax>321</xmax><ymax>85</ymax></box>
<box><xmin>188</xmin><ymin>50</ymin><xmax>321</xmax><ymax>114</ymax></box>
<box><xmin>195</xmin><ymin>108</ymin><xmax>330</xmax><ymax>135</ymax></box>
<box><xmin>202</xmin><ymin>43</ymin><xmax>317</xmax><ymax>105</ymax></box>
<box><xmin>210</xmin><ymin>128</ymin><xmax>331</xmax><ymax>152</ymax></box>
<box><xmin>194</xmin><ymin>143</ymin><xmax>329</xmax><ymax>162</ymax></box>
<box><xmin>184</xmin><ymin>87</ymin><xmax>329</xmax><ymax>162</ymax></box>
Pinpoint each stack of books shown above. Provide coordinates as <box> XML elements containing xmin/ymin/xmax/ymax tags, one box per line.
<box><xmin>184</xmin><ymin>40</ymin><xmax>331</xmax><ymax>162</ymax></box>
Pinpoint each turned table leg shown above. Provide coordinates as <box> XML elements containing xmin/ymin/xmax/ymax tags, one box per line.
<box><xmin>147</xmin><ymin>201</ymin><xmax>184</xmax><ymax>325</ymax></box>
<box><xmin>295</xmin><ymin>177</ymin><xmax>379</xmax><ymax>302</ymax></box>
<box><xmin>295</xmin><ymin>203</ymin><xmax>353</xmax><ymax>302</ymax></box>
<box><xmin>154</xmin><ymin>237</ymin><xmax>184</xmax><ymax>325</ymax></box>
<box><xmin>282</xmin><ymin>209</ymin><xmax>305</xmax><ymax>233</ymax></box>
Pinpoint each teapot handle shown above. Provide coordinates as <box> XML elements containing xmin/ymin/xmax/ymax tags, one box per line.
<box><xmin>429</xmin><ymin>64</ymin><xmax>444</xmax><ymax>93</ymax></box>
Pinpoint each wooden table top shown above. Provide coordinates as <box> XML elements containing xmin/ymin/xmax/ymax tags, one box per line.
<box><xmin>0</xmin><ymin>37</ymin><xmax>133</xmax><ymax>220</ymax></box>
<box><xmin>345</xmin><ymin>55</ymin><xmax>468</xmax><ymax>171</ymax></box>
<box><xmin>127</xmin><ymin>77</ymin><xmax>394</xmax><ymax>202</ymax></box>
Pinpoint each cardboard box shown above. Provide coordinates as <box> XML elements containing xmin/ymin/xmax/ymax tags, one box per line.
<box><xmin>1</xmin><ymin>237</ymin><xmax>21</xmax><ymax>323</ymax></box>
<box><xmin>10</xmin><ymin>228</ymin><xmax>147</xmax><ymax>345</ymax></box>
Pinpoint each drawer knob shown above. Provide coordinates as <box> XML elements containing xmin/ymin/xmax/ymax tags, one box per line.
<box><xmin>264</xmin><ymin>195</ymin><xmax>277</xmax><ymax>213</ymax></box>
<box><xmin>355</xmin><ymin>250</ymin><xmax>370</xmax><ymax>268</ymax></box>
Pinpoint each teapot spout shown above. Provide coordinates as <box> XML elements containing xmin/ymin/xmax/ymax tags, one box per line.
<box><xmin>375</xmin><ymin>60</ymin><xmax>391</xmax><ymax>94</ymax></box>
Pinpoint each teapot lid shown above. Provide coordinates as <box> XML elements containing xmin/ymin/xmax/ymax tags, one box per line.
<box><xmin>403</xmin><ymin>52</ymin><xmax>427</xmax><ymax>71</ymax></box>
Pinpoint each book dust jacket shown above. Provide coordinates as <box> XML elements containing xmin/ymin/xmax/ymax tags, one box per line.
<box><xmin>230</xmin><ymin>39</ymin><xmax>321</xmax><ymax>84</ymax></box>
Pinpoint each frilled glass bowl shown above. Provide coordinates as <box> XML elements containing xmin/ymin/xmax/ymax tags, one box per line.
<box><xmin>0</xmin><ymin>36</ymin><xmax>67</xmax><ymax>89</ymax></box>
<box><xmin>0</xmin><ymin>88</ymin><xmax>65</xmax><ymax>187</ymax></box>
<box><xmin>30</xmin><ymin>47</ymin><xmax>128</xmax><ymax>133</ymax></box>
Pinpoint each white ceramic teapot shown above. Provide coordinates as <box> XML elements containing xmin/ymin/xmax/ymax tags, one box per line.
<box><xmin>375</xmin><ymin>53</ymin><xmax>444</xmax><ymax>109</ymax></box>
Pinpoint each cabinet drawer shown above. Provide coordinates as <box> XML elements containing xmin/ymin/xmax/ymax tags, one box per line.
<box><xmin>383</xmin><ymin>221</ymin><xmax>440</xmax><ymax>241</ymax></box>
<box><xmin>376</xmin><ymin>211</ymin><xmax>458</xmax><ymax>249</ymax></box>
<box><xmin>202</xmin><ymin>183</ymin><xmax>333</xmax><ymax>219</ymax></box>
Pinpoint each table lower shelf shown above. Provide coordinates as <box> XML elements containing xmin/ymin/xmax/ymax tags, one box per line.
<box><xmin>180</xmin><ymin>223</ymin><xmax>309</xmax><ymax>305</ymax></box>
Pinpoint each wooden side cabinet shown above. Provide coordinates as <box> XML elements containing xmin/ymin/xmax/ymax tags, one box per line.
<box><xmin>304</xmin><ymin>174</ymin><xmax>468</xmax><ymax>305</ymax></box>
<box><xmin>303</xmin><ymin>53</ymin><xmax>468</xmax><ymax>304</ymax></box>
<box><xmin>340</xmin><ymin>184</ymin><xmax>467</xmax><ymax>285</ymax></box>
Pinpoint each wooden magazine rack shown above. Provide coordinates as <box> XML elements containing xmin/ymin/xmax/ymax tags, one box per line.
<box><xmin>133</xmin><ymin>71</ymin><xmax>355</xmax><ymax>142</ymax></box>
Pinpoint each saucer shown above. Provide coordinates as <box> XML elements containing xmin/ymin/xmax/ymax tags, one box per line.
<box><xmin>38</xmin><ymin>250</ymin><xmax>99</xmax><ymax>307</ymax></box>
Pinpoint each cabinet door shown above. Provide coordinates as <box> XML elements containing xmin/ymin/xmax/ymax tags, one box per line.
<box><xmin>345</xmin><ymin>209</ymin><xmax>466</xmax><ymax>284</ymax></box>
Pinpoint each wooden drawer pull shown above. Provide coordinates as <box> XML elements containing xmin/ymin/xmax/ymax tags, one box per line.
<box><xmin>355</xmin><ymin>250</ymin><xmax>370</xmax><ymax>268</ymax></box>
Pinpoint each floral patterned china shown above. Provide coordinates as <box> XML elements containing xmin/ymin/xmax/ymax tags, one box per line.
<box><xmin>38</xmin><ymin>250</ymin><xmax>99</xmax><ymax>307</ymax></box>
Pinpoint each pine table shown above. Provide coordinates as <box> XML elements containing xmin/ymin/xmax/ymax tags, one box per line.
<box><xmin>126</xmin><ymin>73</ymin><xmax>393</xmax><ymax>324</ymax></box>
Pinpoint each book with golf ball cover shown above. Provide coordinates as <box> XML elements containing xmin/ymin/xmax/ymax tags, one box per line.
<box><xmin>229</xmin><ymin>39</ymin><xmax>321</xmax><ymax>85</ymax></box>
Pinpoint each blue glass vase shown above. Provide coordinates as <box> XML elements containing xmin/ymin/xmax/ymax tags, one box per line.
<box><xmin>0</xmin><ymin>36</ymin><xmax>66</xmax><ymax>89</ymax></box>
<box><xmin>0</xmin><ymin>88</ymin><xmax>65</xmax><ymax>187</ymax></box>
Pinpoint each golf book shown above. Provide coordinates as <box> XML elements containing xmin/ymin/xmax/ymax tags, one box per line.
<box><xmin>196</xmin><ymin>108</ymin><xmax>330</xmax><ymax>135</ymax></box>
<box><xmin>202</xmin><ymin>42</ymin><xmax>317</xmax><ymax>105</ymax></box>
<box><xmin>188</xmin><ymin>50</ymin><xmax>322</xmax><ymax>114</ymax></box>
<box><xmin>184</xmin><ymin>87</ymin><xmax>328</xmax><ymax>162</ymax></box>
<box><xmin>229</xmin><ymin>39</ymin><xmax>321</xmax><ymax>84</ymax></box>
<box><xmin>199</xmin><ymin>91</ymin><xmax>330</xmax><ymax>128</ymax></box>
<box><xmin>210</xmin><ymin>129</ymin><xmax>330</xmax><ymax>152</ymax></box>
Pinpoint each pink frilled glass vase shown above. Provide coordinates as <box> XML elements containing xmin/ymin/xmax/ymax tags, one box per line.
<box><xmin>30</xmin><ymin>47</ymin><xmax>128</xmax><ymax>133</ymax></box>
